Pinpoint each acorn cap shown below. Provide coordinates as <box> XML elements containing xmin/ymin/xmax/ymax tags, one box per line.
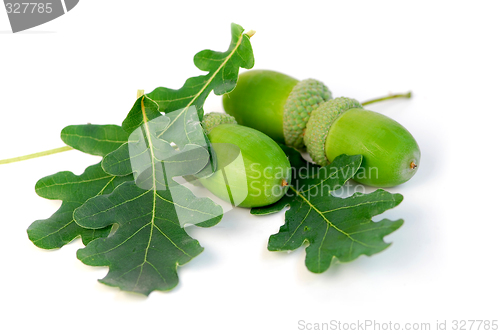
<box><xmin>304</xmin><ymin>97</ymin><xmax>363</xmax><ymax>166</ymax></box>
<box><xmin>283</xmin><ymin>79</ymin><xmax>332</xmax><ymax>148</ymax></box>
<box><xmin>202</xmin><ymin>112</ymin><xmax>237</xmax><ymax>134</ymax></box>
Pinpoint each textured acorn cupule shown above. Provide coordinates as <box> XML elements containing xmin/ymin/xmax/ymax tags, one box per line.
<box><xmin>199</xmin><ymin>112</ymin><xmax>291</xmax><ymax>208</ymax></box>
<box><xmin>304</xmin><ymin>97</ymin><xmax>363</xmax><ymax>166</ymax></box>
<box><xmin>223</xmin><ymin>70</ymin><xmax>332</xmax><ymax>148</ymax></box>
<box><xmin>201</xmin><ymin>112</ymin><xmax>238</xmax><ymax>134</ymax></box>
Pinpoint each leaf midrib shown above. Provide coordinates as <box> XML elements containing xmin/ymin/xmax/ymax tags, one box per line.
<box><xmin>136</xmin><ymin>94</ymin><xmax>159</xmax><ymax>288</ymax></box>
<box><xmin>157</xmin><ymin>32</ymin><xmax>246</xmax><ymax>137</ymax></box>
<box><xmin>37</xmin><ymin>174</ymin><xmax>113</xmax><ymax>191</ymax></box>
<box><xmin>290</xmin><ymin>185</ymin><xmax>373</xmax><ymax>248</ymax></box>
<box><xmin>63</xmin><ymin>133</ymin><xmax>126</xmax><ymax>144</ymax></box>
<box><xmin>133</xmin><ymin>97</ymin><xmax>201</xmax><ymax>287</ymax></box>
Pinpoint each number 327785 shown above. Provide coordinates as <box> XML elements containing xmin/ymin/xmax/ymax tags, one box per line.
<box><xmin>5</xmin><ymin>3</ymin><xmax>53</xmax><ymax>14</ymax></box>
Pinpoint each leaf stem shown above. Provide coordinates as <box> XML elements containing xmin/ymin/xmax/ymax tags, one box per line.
<box><xmin>245</xmin><ymin>30</ymin><xmax>256</xmax><ymax>38</ymax></box>
<box><xmin>0</xmin><ymin>146</ymin><xmax>74</xmax><ymax>165</ymax></box>
<box><xmin>361</xmin><ymin>91</ymin><xmax>412</xmax><ymax>106</ymax></box>
<box><xmin>2</xmin><ymin>90</ymin><xmax>146</xmax><ymax>166</ymax></box>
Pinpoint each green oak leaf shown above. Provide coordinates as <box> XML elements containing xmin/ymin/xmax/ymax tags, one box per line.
<box><xmin>251</xmin><ymin>146</ymin><xmax>404</xmax><ymax>273</ymax></box>
<box><xmin>30</xmin><ymin>23</ymin><xmax>252</xmax><ymax>294</ymax></box>
<box><xmin>129</xmin><ymin>23</ymin><xmax>254</xmax><ymax>127</ymax></box>
<box><xmin>74</xmin><ymin>95</ymin><xmax>223</xmax><ymax>295</ymax></box>
<box><xmin>28</xmin><ymin>124</ymin><xmax>132</xmax><ymax>249</ymax></box>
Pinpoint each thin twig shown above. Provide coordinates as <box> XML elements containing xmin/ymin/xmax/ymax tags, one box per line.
<box><xmin>361</xmin><ymin>91</ymin><xmax>412</xmax><ymax>106</ymax></box>
<box><xmin>0</xmin><ymin>146</ymin><xmax>74</xmax><ymax>165</ymax></box>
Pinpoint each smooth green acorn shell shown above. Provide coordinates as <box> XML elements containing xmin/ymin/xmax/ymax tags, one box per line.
<box><xmin>325</xmin><ymin>108</ymin><xmax>420</xmax><ymax>187</ymax></box>
<box><xmin>199</xmin><ymin>123</ymin><xmax>291</xmax><ymax>208</ymax></box>
<box><xmin>223</xmin><ymin>70</ymin><xmax>297</xmax><ymax>143</ymax></box>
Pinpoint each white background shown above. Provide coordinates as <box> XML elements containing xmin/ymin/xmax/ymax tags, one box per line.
<box><xmin>1</xmin><ymin>1</ymin><xmax>499</xmax><ymax>333</ymax></box>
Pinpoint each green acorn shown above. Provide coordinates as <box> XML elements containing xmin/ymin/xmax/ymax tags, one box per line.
<box><xmin>306</xmin><ymin>98</ymin><xmax>420</xmax><ymax>187</ymax></box>
<box><xmin>198</xmin><ymin>112</ymin><xmax>291</xmax><ymax>208</ymax></box>
<box><xmin>222</xmin><ymin>70</ymin><xmax>420</xmax><ymax>187</ymax></box>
